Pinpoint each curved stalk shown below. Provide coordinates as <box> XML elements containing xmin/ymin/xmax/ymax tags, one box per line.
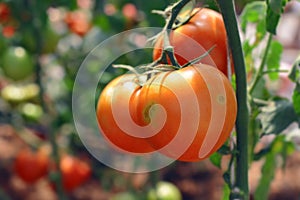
<box><xmin>249</xmin><ymin>34</ymin><xmax>273</xmax><ymax>94</ymax></box>
<box><xmin>156</xmin><ymin>0</ymin><xmax>191</xmax><ymax>67</ymax></box>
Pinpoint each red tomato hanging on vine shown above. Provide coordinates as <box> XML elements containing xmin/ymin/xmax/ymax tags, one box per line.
<box><xmin>97</xmin><ymin>63</ymin><xmax>237</xmax><ymax>161</ymax></box>
<box><xmin>153</xmin><ymin>8</ymin><xmax>233</xmax><ymax>77</ymax></box>
<box><xmin>0</xmin><ymin>3</ymin><xmax>10</xmax><ymax>24</ymax></box>
<box><xmin>60</xmin><ymin>155</ymin><xmax>91</xmax><ymax>192</ymax></box>
<box><xmin>14</xmin><ymin>148</ymin><xmax>50</xmax><ymax>184</ymax></box>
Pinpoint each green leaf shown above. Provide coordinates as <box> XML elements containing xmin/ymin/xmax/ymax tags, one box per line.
<box><xmin>280</xmin><ymin>140</ymin><xmax>295</xmax><ymax>169</ymax></box>
<box><xmin>288</xmin><ymin>54</ymin><xmax>300</xmax><ymax>83</ymax></box>
<box><xmin>289</xmin><ymin>56</ymin><xmax>300</xmax><ymax>117</ymax></box>
<box><xmin>222</xmin><ymin>183</ymin><xmax>230</xmax><ymax>200</ymax></box>
<box><xmin>240</xmin><ymin>1</ymin><xmax>266</xmax><ymax>33</ymax></box>
<box><xmin>254</xmin><ymin>135</ymin><xmax>295</xmax><ymax>199</ymax></box>
<box><xmin>254</xmin><ymin>150</ymin><xmax>276</xmax><ymax>200</ymax></box>
<box><xmin>209</xmin><ymin>152</ymin><xmax>222</xmax><ymax>169</ymax></box>
<box><xmin>266</xmin><ymin>0</ymin><xmax>289</xmax><ymax>34</ymax></box>
<box><xmin>292</xmin><ymin>88</ymin><xmax>300</xmax><ymax>116</ymax></box>
<box><xmin>266</xmin><ymin>41</ymin><xmax>283</xmax><ymax>80</ymax></box>
<box><xmin>256</xmin><ymin>17</ymin><xmax>267</xmax><ymax>41</ymax></box>
<box><xmin>259</xmin><ymin>99</ymin><xmax>298</xmax><ymax>135</ymax></box>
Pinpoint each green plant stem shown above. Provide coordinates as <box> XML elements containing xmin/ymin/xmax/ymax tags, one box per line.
<box><xmin>157</xmin><ymin>0</ymin><xmax>191</xmax><ymax>67</ymax></box>
<box><xmin>217</xmin><ymin>1</ymin><xmax>249</xmax><ymax>199</ymax></box>
<box><xmin>249</xmin><ymin>33</ymin><xmax>273</xmax><ymax>95</ymax></box>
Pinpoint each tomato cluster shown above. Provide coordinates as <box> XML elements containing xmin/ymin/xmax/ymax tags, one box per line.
<box><xmin>97</xmin><ymin>7</ymin><xmax>236</xmax><ymax>162</ymax></box>
<box><xmin>14</xmin><ymin>148</ymin><xmax>91</xmax><ymax>192</ymax></box>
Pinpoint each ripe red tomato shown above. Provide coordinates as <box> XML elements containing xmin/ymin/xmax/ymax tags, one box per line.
<box><xmin>96</xmin><ymin>74</ymin><xmax>155</xmax><ymax>154</ymax></box>
<box><xmin>122</xmin><ymin>3</ymin><xmax>138</xmax><ymax>21</ymax></box>
<box><xmin>14</xmin><ymin>148</ymin><xmax>50</xmax><ymax>184</ymax></box>
<box><xmin>60</xmin><ymin>155</ymin><xmax>91</xmax><ymax>192</ymax></box>
<box><xmin>2</xmin><ymin>25</ymin><xmax>15</xmax><ymax>38</ymax></box>
<box><xmin>0</xmin><ymin>3</ymin><xmax>10</xmax><ymax>24</ymax></box>
<box><xmin>153</xmin><ymin>8</ymin><xmax>232</xmax><ymax>77</ymax></box>
<box><xmin>65</xmin><ymin>10</ymin><xmax>91</xmax><ymax>36</ymax></box>
<box><xmin>135</xmin><ymin>64</ymin><xmax>237</xmax><ymax>161</ymax></box>
<box><xmin>1</xmin><ymin>46</ymin><xmax>34</xmax><ymax>81</ymax></box>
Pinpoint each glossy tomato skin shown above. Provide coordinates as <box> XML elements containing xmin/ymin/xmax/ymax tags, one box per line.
<box><xmin>60</xmin><ymin>155</ymin><xmax>91</xmax><ymax>192</ymax></box>
<box><xmin>14</xmin><ymin>148</ymin><xmax>50</xmax><ymax>184</ymax></box>
<box><xmin>96</xmin><ymin>74</ymin><xmax>154</xmax><ymax>154</ymax></box>
<box><xmin>153</xmin><ymin>8</ymin><xmax>232</xmax><ymax>76</ymax></box>
<box><xmin>136</xmin><ymin>64</ymin><xmax>237</xmax><ymax>162</ymax></box>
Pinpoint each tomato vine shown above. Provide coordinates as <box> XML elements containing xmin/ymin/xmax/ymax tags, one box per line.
<box><xmin>217</xmin><ymin>1</ymin><xmax>249</xmax><ymax>199</ymax></box>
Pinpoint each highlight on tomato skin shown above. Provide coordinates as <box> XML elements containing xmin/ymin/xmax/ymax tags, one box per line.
<box><xmin>153</xmin><ymin>8</ymin><xmax>233</xmax><ymax>77</ymax></box>
<box><xmin>136</xmin><ymin>64</ymin><xmax>237</xmax><ymax>162</ymax></box>
<box><xmin>96</xmin><ymin>74</ymin><xmax>155</xmax><ymax>154</ymax></box>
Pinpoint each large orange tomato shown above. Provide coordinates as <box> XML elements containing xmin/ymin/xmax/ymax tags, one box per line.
<box><xmin>97</xmin><ymin>64</ymin><xmax>236</xmax><ymax>162</ymax></box>
<box><xmin>153</xmin><ymin>8</ymin><xmax>232</xmax><ymax>77</ymax></box>
<box><xmin>136</xmin><ymin>64</ymin><xmax>237</xmax><ymax>161</ymax></box>
<box><xmin>14</xmin><ymin>148</ymin><xmax>50</xmax><ymax>184</ymax></box>
<box><xmin>96</xmin><ymin>74</ymin><xmax>155</xmax><ymax>154</ymax></box>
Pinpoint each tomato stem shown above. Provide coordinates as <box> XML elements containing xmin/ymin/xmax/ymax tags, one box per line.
<box><xmin>181</xmin><ymin>45</ymin><xmax>216</xmax><ymax>68</ymax></box>
<box><xmin>249</xmin><ymin>33</ymin><xmax>273</xmax><ymax>95</ymax></box>
<box><xmin>217</xmin><ymin>0</ymin><xmax>249</xmax><ymax>199</ymax></box>
<box><xmin>156</xmin><ymin>0</ymin><xmax>191</xmax><ymax>68</ymax></box>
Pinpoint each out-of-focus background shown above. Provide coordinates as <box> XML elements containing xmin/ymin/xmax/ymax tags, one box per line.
<box><xmin>0</xmin><ymin>0</ymin><xmax>300</xmax><ymax>199</ymax></box>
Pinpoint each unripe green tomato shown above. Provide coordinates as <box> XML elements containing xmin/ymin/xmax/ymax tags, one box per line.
<box><xmin>147</xmin><ymin>181</ymin><xmax>182</xmax><ymax>200</ymax></box>
<box><xmin>18</xmin><ymin>103</ymin><xmax>43</xmax><ymax>122</ymax></box>
<box><xmin>1</xmin><ymin>83</ymin><xmax>40</xmax><ymax>102</ymax></box>
<box><xmin>1</xmin><ymin>46</ymin><xmax>34</xmax><ymax>81</ymax></box>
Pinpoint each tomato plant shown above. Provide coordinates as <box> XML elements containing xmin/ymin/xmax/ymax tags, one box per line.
<box><xmin>147</xmin><ymin>181</ymin><xmax>182</xmax><ymax>200</ymax></box>
<box><xmin>1</xmin><ymin>46</ymin><xmax>34</xmax><ymax>81</ymax></box>
<box><xmin>153</xmin><ymin>8</ymin><xmax>232</xmax><ymax>76</ymax></box>
<box><xmin>14</xmin><ymin>147</ymin><xmax>50</xmax><ymax>184</ymax></box>
<box><xmin>59</xmin><ymin>154</ymin><xmax>91</xmax><ymax>192</ymax></box>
